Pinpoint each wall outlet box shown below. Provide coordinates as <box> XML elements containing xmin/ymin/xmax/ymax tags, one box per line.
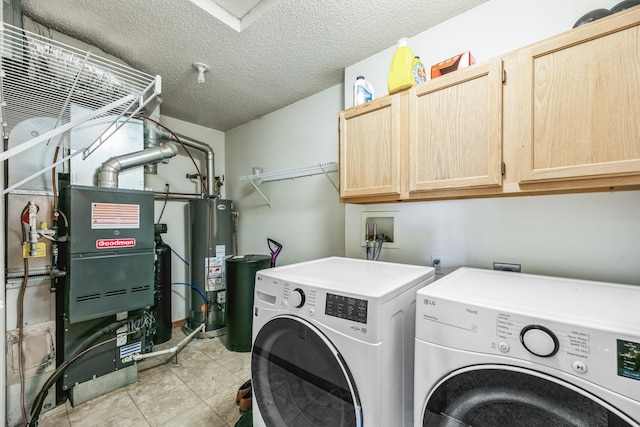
<box><xmin>360</xmin><ymin>211</ymin><xmax>399</xmax><ymax>249</ymax></box>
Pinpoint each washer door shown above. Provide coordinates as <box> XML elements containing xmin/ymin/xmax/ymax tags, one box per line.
<box><xmin>251</xmin><ymin>316</ymin><xmax>362</xmax><ymax>427</ymax></box>
<box><xmin>422</xmin><ymin>367</ymin><xmax>635</xmax><ymax>427</ymax></box>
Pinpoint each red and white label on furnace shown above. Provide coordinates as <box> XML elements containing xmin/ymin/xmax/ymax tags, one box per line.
<box><xmin>91</xmin><ymin>202</ymin><xmax>140</xmax><ymax>229</ymax></box>
<box><xmin>96</xmin><ymin>238</ymin><xmax>136</xmax><ymax>249</ymax></box>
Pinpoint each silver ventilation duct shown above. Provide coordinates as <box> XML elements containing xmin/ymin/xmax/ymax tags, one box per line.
<box><xmin>143</xmin><ymin>123</ymin><xmax>160</xmax><ymax>174</ymax></box>
<box><xmin>176</xmin><ymin>135</ymin><xmax>216</xmax><ymax>198</ymax></box>
<box><xmin>98</xmin><ymin>143</ymin><xmax>178</xmax><ymax>188</ymax></box>
<box><xmin>152</xmin><ymin>126</ymin><xmax>217</xmax><ymax>198</ymax></box>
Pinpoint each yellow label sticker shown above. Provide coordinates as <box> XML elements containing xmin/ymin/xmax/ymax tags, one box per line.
<box><xmin>22</xmin><ymin>242</ymin><xmax>46</xmax><ymax>258</ymax></box>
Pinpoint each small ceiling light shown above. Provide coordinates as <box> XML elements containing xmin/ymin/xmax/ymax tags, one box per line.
<box><xmin>193</xmin><ymin>62</ymin><xmax>210</xmax><ymax>83</ymax></box>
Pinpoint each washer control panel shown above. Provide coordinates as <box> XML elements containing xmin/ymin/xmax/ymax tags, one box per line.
<box><xmin>290</xmin><ymin>288</ymin><xmax>306</xmax><ymax>308</ymax></box>
<box><xmin>272</xmin><ymin>281</ymin><xmax>369</xmax><ymax>325</ymax></box>
<box><xmin>281</xmin><ymin>283</ymin><xmax>316</xmax><ymax>312</ymax></box>
<box><xmin>254</xmin><ymin>274</ymin><xmax>380</xmax><ymax>343</ymax></box>
<box><xmin>325</xmin><ymin>292</ymin><xmax>368</xmax><ymax>324</ymax></box>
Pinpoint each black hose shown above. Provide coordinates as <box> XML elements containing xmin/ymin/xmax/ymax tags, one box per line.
<box><xmin>68</xmin><ymin>320</ymin><xmax>125</xmax><ymax>360</ymax></box>
<box><xmin>28</xmin><ymin>320</ymin><xmax>127</xmax><ymax>426</ymax></box>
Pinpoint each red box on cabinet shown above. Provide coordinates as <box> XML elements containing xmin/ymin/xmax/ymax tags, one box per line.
<box><xmin>430</xmin><ymin>51</ymin><xmax>476</xmax><ymax>79</ymax></box>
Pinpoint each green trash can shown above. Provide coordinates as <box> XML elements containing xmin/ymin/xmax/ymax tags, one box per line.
<box><xmin>225</xmin><ymin>254</ymin><xmax>271</xmax><ymax>352</ymax></box>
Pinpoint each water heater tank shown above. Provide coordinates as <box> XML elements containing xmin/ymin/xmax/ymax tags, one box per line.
<box><xmin>185</xmin><ymin>198</ymin><xmax>234</xmax><ymax>337</ymax></box>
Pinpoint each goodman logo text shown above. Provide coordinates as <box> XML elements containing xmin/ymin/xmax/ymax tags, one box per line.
<box><xmin>96</xmin><ymin>238</ymin><xmax>136</xmax><ymax>249</ymax></box>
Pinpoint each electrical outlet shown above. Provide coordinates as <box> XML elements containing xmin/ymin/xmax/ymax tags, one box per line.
<box><xmin>431</xmin><ymin>255</ymin><xmax>443</xmax><ymax>272</ymax></box>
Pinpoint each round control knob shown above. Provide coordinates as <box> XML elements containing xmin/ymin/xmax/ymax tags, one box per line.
<box><xmin>290</xmin><ymin>288</ymin><xmax>306</xmax><ymax>308</ymax></box>
<box><xmin>520</xmin><ymin>325</ymin><xmax>559</xmax><ymax>357</ymax></box>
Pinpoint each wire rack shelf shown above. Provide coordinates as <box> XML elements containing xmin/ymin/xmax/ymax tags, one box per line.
<box><xmin>0</xmin><ymin>22</ymin><xmax>161</xmax><ymax>194</ymax></box>
<box><xmin>239</xmin><ymin>161</ymin><xmax>338</xmax><ymax>207</ymax></box>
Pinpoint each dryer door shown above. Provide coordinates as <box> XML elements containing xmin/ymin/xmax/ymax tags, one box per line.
<box><xmin>421</xmin><ymin>367</ymin><xmax>637</xmax><ymax>427</ymax></box>
<box><xmin>251</xmin><ymin>315</ymin><xmax>362</xmax><ymax>427</ymax></box>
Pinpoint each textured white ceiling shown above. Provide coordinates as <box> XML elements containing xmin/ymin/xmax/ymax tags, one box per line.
<box><xmin>20</xmin><ymin>0</ymin><xmax>486</xmax><ymax>131</ymax></box>
<box><xmin>189</xmin><ymin>0</ymin><xmax>276</xmax><ymax>31</ymax></box>
<box><xmin>213</xmin><ymin>0</ymin><xmax>263</xmax><ymax>18</ymax></box>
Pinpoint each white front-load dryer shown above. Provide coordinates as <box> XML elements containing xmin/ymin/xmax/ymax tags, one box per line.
<box><xmin>251</xmin><ymin>257</ymin><xmax>435</xmax><ymax>427</ymax></box>
<box><xmin>414</xmin><ymin>267</ymin><xmax>640</xmax><ymax>427</ymax></box>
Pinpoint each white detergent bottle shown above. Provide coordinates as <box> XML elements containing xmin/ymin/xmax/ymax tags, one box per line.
<box><xmin>354</xmin><ymin>76</ymin><xmax>374</xmax><ymax>106</ymax></box>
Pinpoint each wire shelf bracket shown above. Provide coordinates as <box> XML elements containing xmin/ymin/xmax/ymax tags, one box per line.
<box><xmin>239</xmin><ymin>161</ymin><xmax>338</xmax><ymax>208</ymax></box>
<box><xmin>0</xmin><ymin>22</ymin><xmax>162</xmax><ymax>194</ymax></box>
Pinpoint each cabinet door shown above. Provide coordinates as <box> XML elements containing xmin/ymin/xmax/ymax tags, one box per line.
<box><xmin>409</xmin><ymin>60</ymin><xmax>503</xmax><ymax>193</ymax></box>
<box><xmin>519</xmin><ymin>11</ymin><xmax>640</xmax><ymax>184</ymax></box>
<box><xmin>339</xmin><ymin>95</ymin><xmax>401</xmax><ymax>199</ymax></box>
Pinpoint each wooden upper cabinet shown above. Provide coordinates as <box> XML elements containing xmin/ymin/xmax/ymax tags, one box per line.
<box><xmin>519</xmin><ymin>10</ymin><xmax>640</xmax><ymax>184</ymax></box>
<box><xmin>339</xmin><ymin>95</ymin><xmax>402</xmax><ymax>200</ymax></box>
<box><xmin>409</xmin><ymin>59</ymin><xmax>503</xmax><ymax>193</ymax></box>
<box><xmin>337</xmin><ymin>8</ymin><xmax>640</xmax><ymax>204</ymax></box>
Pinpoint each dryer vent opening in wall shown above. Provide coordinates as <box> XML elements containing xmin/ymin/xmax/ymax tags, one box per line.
<box><xmin>360</xmin><ymin>212</ymin><xmax>398</xmax><ymax>249</ymax></box>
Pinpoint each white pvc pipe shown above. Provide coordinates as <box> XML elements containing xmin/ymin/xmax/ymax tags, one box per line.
<box><xmin>132</xmin><ymin>323</ymin><xmax>205</xmax><ymax>361</ymax></box>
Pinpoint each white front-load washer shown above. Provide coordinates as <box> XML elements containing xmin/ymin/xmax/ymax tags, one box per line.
<box><xmin>251</xmin><ymin>256</ymin><xmax>435</xmax><ymax>427</ymax></box>
<box><xmin>414</xmin><ymin>267</ymin><xmax>640</xmax><ymax>427</ymax></box>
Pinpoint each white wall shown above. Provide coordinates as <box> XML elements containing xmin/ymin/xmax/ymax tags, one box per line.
<box><xmin>345</xmin><ymin>0</ymin><xmax>617</xmax><ymax>107</ymax></box>
<box><xmin>163</xmin><ymin>0</ymin><xmax>640</xmax><ymax>325</ymax></box>
<box><xmin>149</xmin><ymin>116</ymin><xmax>225</xmax><ymax>322</ymax></box>
<box><xmin>343</xmin><ymin>0</ymin><xmax>640</xmax><ymax>285</ymax></box>
<box><xmin>346</xmin><ymin>192</ymin><xmax>640</xmax><ymax>284</ymax></box>
<box><xmin>225</xmin><ymin>85</ymin><xmax>346</xmax><ymax>265</ymax></box>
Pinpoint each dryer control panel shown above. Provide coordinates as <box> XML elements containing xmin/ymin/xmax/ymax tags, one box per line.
<box><xmin>617</xmin><ymin>339</ymin><xmax>640</xmax><ymax>382</ymax></box>
<box><xmin>416</xmin><ymin>294</ymin><xmax>640</xmax><ymax>404</ymax></box>
<box><xmin>415</xmin><ymin>267</ymin><xmax>640</xmax><ymax>404</ymax></box>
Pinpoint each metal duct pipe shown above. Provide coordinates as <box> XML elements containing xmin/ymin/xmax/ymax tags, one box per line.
<box><xmin>143</xmin><ymin>122</ymin><xmax>159</xmax><ymax>174</ymax></box>
<box><xmin>153</xmin><ymin>191</ymin><xmax>205</xmax><ymax>201</ymax></box>
<box><xmin>98</xmin><ymin>143</ymin><xmax>178</xmax><ymax>188</ymax></box>
<box><xmin>154</xmin><ymin>127</ymin><xmax>216</xmax><ymax>198</ymax></box>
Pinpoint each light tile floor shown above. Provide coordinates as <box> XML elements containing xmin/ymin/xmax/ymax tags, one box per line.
<box><xmin>38</xmin><ymin>326</ymin><xmax>250</xmax><ymax>427</ymax></box>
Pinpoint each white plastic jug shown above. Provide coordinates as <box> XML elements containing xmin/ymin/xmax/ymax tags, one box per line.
<box><xmin>354</xmin><ymin>76</ymin><xmax>374</xmax><ymax>106</ymax></box>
